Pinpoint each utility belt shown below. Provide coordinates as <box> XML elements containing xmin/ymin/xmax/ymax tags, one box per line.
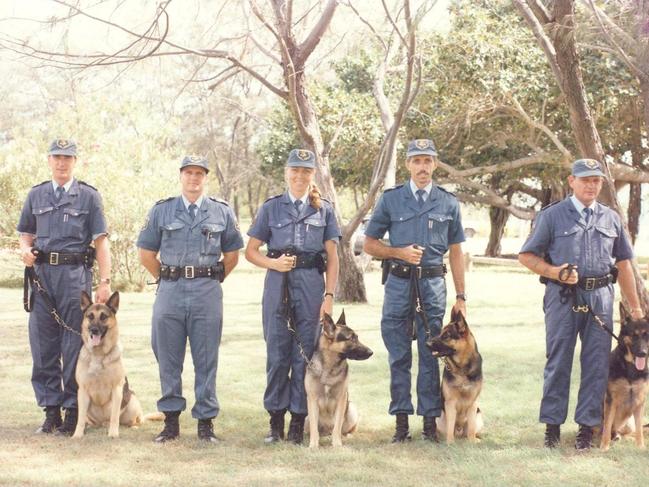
<box><xmin>159</xmin><ymin>263</ymin><xmax>225</xmax><ymax>282</ymax></box>
<box><xmin>267</xmin><ymin>248</ymin><xmax>326</xmax><ymax>273</ymax></box>
<box><xmin>541</xmin><ymin>270</ymin><xmax>617</xmax><ymax>291</ymax></box>
<box><xmin>381</xmin><ymin>260</ymin><xmax>446</xmax><ymax>283</ymax></box>
<box><xmin>34</xmin><ymin>247</ymin><xmax>95</xmax><ymax>268</ymax></box>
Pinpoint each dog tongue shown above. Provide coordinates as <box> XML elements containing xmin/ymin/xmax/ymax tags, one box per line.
<box><xmin>90</xmin><ymin>334</ymin><xmax>102</xmax><ymax>347</ymax></box>
<box><xmin>635</xmin><ymin>357</ymin><xmax>646</xmax><ymax>371</ymax></box>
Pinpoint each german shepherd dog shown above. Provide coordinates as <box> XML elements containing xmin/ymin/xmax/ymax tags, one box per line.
<box><xmin>600</xmin><ymin>305</ymin><xmax>649</xmax><ymax>451</ymax></box>
<box><xmin>427</xmin><ymin>309</ymin><xmax>483</xmax><ymax>444</ymax></box>
<box><xmin>73</xmin><ymin>291</ymin><xmax>162</xmax><ymax>438</ymax></box>
<box><xmin>305</xmin><ymin>311</ymin><xmax>373</xmax><ymax>448</ymax></box>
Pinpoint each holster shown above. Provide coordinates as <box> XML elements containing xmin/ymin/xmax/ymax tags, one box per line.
<box><xmin>381</xmin><ymin>259</ymin><xmax>389</xmax><ymax>285</ymax></box>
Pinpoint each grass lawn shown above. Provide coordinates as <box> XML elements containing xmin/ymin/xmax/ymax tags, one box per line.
<box><xmin>1</xmin><ymin>264</ymin><xmax>648</xmax><ymax>487</ymax></box>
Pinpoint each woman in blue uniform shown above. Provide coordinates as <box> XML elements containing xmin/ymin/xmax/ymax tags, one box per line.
<box><xmin>245</xmin><ymin>149</ymin><xmax>340</xmax><ymax>445</ymax></box>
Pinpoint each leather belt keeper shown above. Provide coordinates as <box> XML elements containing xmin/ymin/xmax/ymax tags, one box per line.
<box><xmin>35</xmin><ymin>248</ymin><xmax>95</xmax><ymax>267</ymax></box>
<box><xmin>267</xmin><ymin>249</ymin><xmax>325</xmax><ymax>270</ymax></box>
<box><xmin>159</xmin><ymin>263</ymin><xmax>225</xmax><ymax>282</ymax></box>
<box><xmin>388</xmin><ymin>262</ymin><xmax>447</xmax><ymax>279</ymax></box>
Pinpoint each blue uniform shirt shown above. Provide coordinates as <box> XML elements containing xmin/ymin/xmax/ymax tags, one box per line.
<box><xmin>137</xmin><ymin>196</ymin><xmax>244</xmax><ymax>266</ymax></box>
<box><xmin>365</xmin><ymin>182</ymin><xmax>465</xmax><ymax>266</ymax></box>
<box><xmin>17</xmin><ymin>179</ymin><xmax>107</xmax><ymax>252</ymax></box>
<box><xmin>520</xmin><ymin>198</ymin><xmax>633</xmax><ymax>276</ymax></box>
<box><xmin>247</xmin><ymin>192</ymin><xmax>341</xmax><ymax>251</ymax></box>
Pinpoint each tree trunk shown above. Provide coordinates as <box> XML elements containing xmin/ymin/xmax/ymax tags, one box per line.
<box><xmin>336</xmin><ymin>238</ymin><xmax>367</xmax><ymax>302</ymax></box>
<box><xmin>628</xmin><ymin>98</ymin><xmax>644</xmax><ymax>244</ymax></box>
<box><xmin>485</xmin><ymin>206</ymin><xmax>509</xmax><ymax>257</ymax></box>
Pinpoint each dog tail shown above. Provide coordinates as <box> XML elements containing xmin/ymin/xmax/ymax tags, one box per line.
<box><xmin>142</xmin><ymin>412</ymin><xmax>165</xmax><ymax>422</ymax></box>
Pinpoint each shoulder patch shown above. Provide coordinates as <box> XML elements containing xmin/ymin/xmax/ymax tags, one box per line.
<box><xmin>155</xmin><ymin>197</ymin><xmax>174</xmax><ymax>205</ymax></box>
<box><xmin>32</xmin><ymin>180</ymin><xmax>49</xmax><ymax>188</ymax></box>
<box><xmin>208</xmin><ymin>196</ymin><xmax>229</xmax><ymax>206</ymax></box>
<box><xmin>540</xmin><ymin>200</ymin><xmax>560</xmax><ymax>211</ymax></box>
<box><xmin>383</xmin><ymin>184</ymin><xmax>403</xmax><ymax>193</ymax></box>
<box><xmin>436</xmin><ymin>185</ymin><xmax>456</xmax><ymax>197</ymax></box>
<box><xmin>264</xmin><ymin>194</ymin><xmax>283</xmax><ymax>203</ymax></box>
<box><xmin>78</xmin><ymin>181</ymin><xmax>98</xmax><ymax>191</ymax></box>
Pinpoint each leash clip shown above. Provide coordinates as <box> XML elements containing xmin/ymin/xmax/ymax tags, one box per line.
<box><xmin>572</xmin><ymin>304</ymin><xmax>589</xmax><ymax>313</ymax></box>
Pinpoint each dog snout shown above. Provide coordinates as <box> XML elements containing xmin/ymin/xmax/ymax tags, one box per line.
<box><xmin>347</xmin><ymin>345</ymin><xmax>373</xmax><ymax>361</ymax></box>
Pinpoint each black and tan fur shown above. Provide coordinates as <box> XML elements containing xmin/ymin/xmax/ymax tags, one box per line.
<box><xmin>73</xmin><ymin>291</ymin><xmax>162</xmax><ymax>438</ymax></box>
<box><xmin>600</xmin><ymin>305</ymin><xmax>649</xmax><ymax>451</ymax></box>
<box><xmin>305</xmin><ymin>311</ymin><xmax>373</xmax><ymax>448</ymax></box>
<box><xmin>427</xmin><ymin>309</ymin><xmax>483</xmax><ymax>444</ymax></box>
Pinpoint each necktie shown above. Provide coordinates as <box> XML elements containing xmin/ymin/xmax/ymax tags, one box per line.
<box><xmin>583</xmin><ymin>207</ymin><xmax>592</xmax><ymax>224</ymax></box>
<box><xmin>416</xmin><ymin>189</ymin><xmax>426</xmax><ymax>207</ymax></box>
<box><xmin>294</xmin><ymin>199</ymin><xmax>303</xmax><ymax>212</ymax></box>
<box><xmin>55</xmin><ymin>186</ymin><xmax>64</xmax><ymax>202</ymax></box>
<box><xmin>189</xmin><ymin>203</ymin><xmax>197</xmax><ymax>221</ymax></box>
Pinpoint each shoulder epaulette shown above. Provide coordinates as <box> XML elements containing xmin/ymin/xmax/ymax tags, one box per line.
<box><xmin>264</xmin><ymin>194</ymin><xmax>283</xmax><ymax>203</ymax></box>
<box><xmin>540</xmin><ymin>200</ymin><xmax>560</xmax><ymax>211</ymax></box>
<box><xmin>209</xmin><ymin>196</ymin><xmax>229</xmax><ymax>206</ymax></box>
<box><xmin>383</xmin><ymin>184</ymin><xmax>403</xmax><ymax>193</ymax></box>
<box><xmin>32</xmin><ymin>180</ymin><xmax>49</xmax><ymax>188</ymax></box>
<box><xmin>155</xmin><ymin>197</ymin><xmax>174</xmax><ymax>205</ymax></box>
<box><xmin>598</xmin><ymin>202</ymin><xmax>609</xmax><ymax>208</ymax></box>
<box><xmin>78</xmin><ymin>180</ymin><xmax>98</xmax><ymax>191</ymax></box>
<box><xmin>437</xmin><ymin>186</ymin><xmax>456</xmax><ymax>197</ymax></box>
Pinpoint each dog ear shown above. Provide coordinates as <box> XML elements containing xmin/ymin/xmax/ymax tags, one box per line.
<box><xmin>106</xmin><ymin>291</ymin><xmax>120</xmax><ymax>314</ymax></box>
<box><xmin>336</xmin><ymin>309</ymin><xmax>346</xmax><ymax>326</ymax></box>
<box><xmin>620</xmin><ymin>303</ymin><xmax>631</xmax><ymax>324</ymax></box>
<box><xmin>80</xmin><ymin>291</ymin><xmax>93</xmax><ymax>311</ymax></box>
<box><xmin>322</xmin><ymin>312</ymin><xmax>336</xmax><ymax>339</ymax></box>
<box><xmin>454</xmin><ymin>310</ymin><xmax>468</xmax><ymax>335</ymax></box>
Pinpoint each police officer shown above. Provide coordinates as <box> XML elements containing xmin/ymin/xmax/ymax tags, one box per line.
<box><xmin>137</xmin><ymin>155</ymin><xmax>243</xmax><ymax>443</ymax></box>
<box><xmin>245</xmin><ymin>149</ymin><xmax>340</xmax><ymax>445</ymax></box>
<box><xmin>519</xmin><ymin>158</ymin><xmax>643</xmax><ymax>451</ymax></box>
<box><xmin>363</xmin><ymin>139</ymin><xmax>466</xmax><ymax>443</ymax></box>
<box><xmin>17</xmin><ymin>138</ymin><xmax>112</xmax><ymax>436</ymax></box>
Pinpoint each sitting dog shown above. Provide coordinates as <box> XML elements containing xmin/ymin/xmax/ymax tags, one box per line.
<box><xmin>73</xmin><ymin>291</ymin><xmax>161</xmax><ymax>438</ymax></box>
<box><xmin>427</xmin><ymin>309</ymin><xmax>483</xmax><ymax>444</ymax></box>
<box><xmin>600</xmin><ymin>305</ymin><xmax>649</xmax><ymax>451</ymax></box>
<box><xmin>305</xmin><ymin>311</ymin><xmax>373</xmax><ymax>448</ymax></box>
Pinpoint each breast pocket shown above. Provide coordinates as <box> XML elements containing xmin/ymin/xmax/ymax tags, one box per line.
<box><xmin>552</xmin><ymin>225</ymin><xmax>580</xmax><ymax>263</ymax></box>
<box><xmin>200</xmin><ymin>223</ymin><xmax>225</xmax><ymax>255</ymax></box>
<box><xmin>32</xmin><ymin>206</ymin><xmax>54</xmax><ymax>238</ymax></box>
<box><xmin>594</xmin><ymin>225</ymin><xmax>618</xmax><ymax>261</ymax></box>
<box><xmin>389</xmin><ymin>213</ymin><xmax>417</xmax><ymax>246</ymax></box>
<box><xmin>427</xmin><ymin>213</ymin><xmax>453</xmax><ymax>249</ymax></box>
<box><xmin>62</xmin><ymin>208</ymin><xmax>89</xmax><ymax>238</ymax></box>
<box><xmin>268</xmin><ymin>218</ymin><xmax>294</xmax><ymax>249</ymax></box>
<box><xmin>161</xmin><ymin>221</ymin><xmax>186</xmax><ymax>245</ymax></box>
<box><xmin>304</xmin><ymin>216</ymin><xmax>326</xmax><ymax>251</ymax></box>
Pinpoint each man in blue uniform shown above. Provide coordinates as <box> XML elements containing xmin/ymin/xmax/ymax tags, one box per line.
<box><xmin>17</xmin><ymin>138</ymin><xmax>112</xmax><ymax>436</ymax></box>
<box><xmin>519</xmin><ymin>158</ymin><xmax>643</xmax><ymax>451</ymax></box>
<box><xmin>137</xmin><ymin>155</ymin><xmax>243</xmax><ymax>443</ymax></box>
<box><xmin>245</xmin><ymin>149</ymin><xmax>341</xmax><ymax>445</ymax></box>
<box><xmin>364</xmin><ymin>139</ymin><xmax>467</xmax><ymax>443</ymax></box>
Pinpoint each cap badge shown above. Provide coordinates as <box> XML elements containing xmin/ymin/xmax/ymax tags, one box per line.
<box><xmin>584</xmin><ymin>159</ymin><xmax>599</xmax><ymax>169</ymax></box>
<box><xmin>297</xmin><ymin>150</ymin><xmax>310</xmax><ymax>161</ymax></box>
<box><xmin>57</xmin><ymin>139</ymin><xmax>70</xmax><ymax>149</ymax></box>
<box><xmin>415</xmin><ymin>139</ymin><xmax>429</xmax><ymax>149</ymax></box>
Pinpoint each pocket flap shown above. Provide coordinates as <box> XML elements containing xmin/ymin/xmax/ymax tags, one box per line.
<box><xmin>32</xmin><ymin>206</ymin><xmax>54</xmax><ymax>215</ymax></box>
<box><xmin>390</xmin><ymin>212</ymin><xmax>417</xmax><ymax>223</ymax></box>
<box><xmin>63</xmin><ymin>208</ymin><xmax>90</xmax><ymax>217</ymax></box>
<box><xmin>428</xmin><ymin>213</ymin><xmax>453</xmax><ymax>223</ymax></box>
<box><xmin>554</xmin><ymin>225</ymin><xmax>580</xmax><ymax>237</ymax></box>
<box><xmin>163</xmin><ymin>221</ymin><xmax>186</xmax><ymax>231</ymax></box>
<box><xmin>201</xmin><ymin>223</ymin><xmax>226</xmax><ymax>234</ymax></box>
<box><xmin>270</xmin><ymin>218</ymin><xmax>293</xmax><ymax>229</ymax></box>
<box><xmin>595</xmin><ymin>225</ymin><xmax>618</xmax><ymax>238</ymax></box>
<box><xmin>304</xmin><ymin>217</ymin><xmax>325</xmax><ymax>227</ymax></box>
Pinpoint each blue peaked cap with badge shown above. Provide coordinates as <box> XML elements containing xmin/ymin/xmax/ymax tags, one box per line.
<box><xmin>287</xmin><ymin>149</ymin><xmax>316</xmax><ymax>168</ymax></box>
<box><xmin>572</xmin><ymin>158</ymin><xmax>605</xmax><ymax>178</ymax></box>
<box><xmin>180</xmin><ymin>155</ymin><xmax>209</xmax><ymax>173</ymax></box>
<box><xmin>48</xmin><ymin>138</ymin><xmax>77</xmax><ymax>157</ymax></box>
<box><xmin>406</xmin><ymin>139</ymin><xmax>438</xmax><ymax>158</ymax></box>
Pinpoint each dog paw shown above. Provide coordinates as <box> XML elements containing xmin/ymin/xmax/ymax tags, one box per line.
<box><xmin>108</xmin><ymin>431</ymin><xmax>119</xmax><ymax>438</ymax></box>
<box><xmin>309</xmin><ymin>442</ymin><xmax>319</xmax><ymax>449</ymax></box>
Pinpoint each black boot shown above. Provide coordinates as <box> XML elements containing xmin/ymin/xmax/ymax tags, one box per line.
<box><xmin>422</xmin><ymin>416</ymin><xmax>438</xmax><ymax>442</ymax></box>
<box><xmin>154</xmin><ymin>411</ymin><xmax>180</xmax><ymax>443</ymax></box>
<box><xmin>36</xmin><ymin>406</ymin><xmax>62</xmax><ymax>434</ymax></box>
<box><xmin>544</xmin><ymin>424</ymin><xmax>560</xmax><ymax>448</ymax></box>
<box><xmin>575</xmin><ymin>424</ymin><xmax>592</xmax><ymax>451</ymax></box>
<box><xmin>55</xmin><ymin>408</ymin><xmax>78</xmax><ymax>436</ymax></box>
<box><xmin>197</xmin><ymin>418</ymin><xmax>219</xmax><ymax>443</ymax></box>
<box><xmin>286</xmin><ymin>412</ymin><xmax>306</xmax><ymax>445</ymax></box>
<box><xmin>264</xmin><ymin>410</ymin><xmax>285</xmax><ymax>444</ymax></box>
<box><xmin>391</xmin><ymin>413</ymin><xmax>411</xmax><ymax>443</ymax></box>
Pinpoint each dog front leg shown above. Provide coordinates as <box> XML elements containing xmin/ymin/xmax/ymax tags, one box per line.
<box><xmin>331</xmin><ymin>391</ymin><xmax>348</xmax><ymax>448</ymax></box>
<box><xmin>466</xmin><ymin>404</ymin><xmax>479</xmax><ymax>443</ymax></box>
<box><xmin>72</xmin><ymin>387</ymin><xmax>90</xmax><ymax>439</ymax></box>
<box><xmin>600</xmin><ymin>399</ymin><xmax>616</xmax><ymax>452</ymax></box>
<box><xmin>108</xmin><ymin>384</ymin><xmax>123</xmax><ymax>438</ymax></box>
<box><xmin>445</xmin><ymin>400</ymin><xmax>458</xmax><ymax>445</ymax></box>
<box><xmin>633</xmin><ymin>400</ymin><xmax>646</xmax><ymax>448</ymax></box>
<box><xmin>307</xmin><ymin>393</ymin><xmax>320</xmax><ymax>449</ymax></box>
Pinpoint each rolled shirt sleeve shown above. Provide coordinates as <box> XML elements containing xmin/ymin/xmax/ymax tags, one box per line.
<box><xmin>364</xmin><ymin>194</ymin><xmax>390</xmax><ymax>240</ymax></box>
<box><xmin>136</xmin><ymin>206</ymin><xmax>162</xmax><ymax>252</ymax></box>
<box><xmin>247</xmin><ymin>203</ymin><xmax>271</xmax><ymax>243</ymax></box>
<box><xmin>520</xmin><ymin>210</ymin><xmax>552</xmax><ymax>256</ymax></box>
<box><xmin>221</xmin><ymin>205</ymin><xmax>245</xmax><ymax>253</ymax></box>
<box><xmin>323</xmin><ymin>204</ymin><xmax>341</xmax><ymax>243</ymax></box>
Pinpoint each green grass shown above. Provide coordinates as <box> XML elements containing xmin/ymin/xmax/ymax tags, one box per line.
<box><xmin>1</xmin><ymin>266</ymin><xmax>648</xmax><ymax>487</ymax></box>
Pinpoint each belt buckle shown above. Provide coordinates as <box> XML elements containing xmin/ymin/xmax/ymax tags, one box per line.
<box><xmin>184</xmin><ymin>266</ymin><xmax>195</xmax><ymax>279</ymax></box>
<box><xmin>289</xmin><ymin>255</ymin><xmax>297</xmax><ymax>269</ymax></box>
<box><xmin>49</xmin><ymin>252</ymin><xmax>59</xmax><ymax>265</ymax></box>
<box><xmin>585</xmin><ymin>277</ymin><xmax>595</xmax><ymax>291</ymax></box>
<box><xmin>416</xmin><ymin>266</ymin><xmax>423</xmax><ymax>279</ymax></box>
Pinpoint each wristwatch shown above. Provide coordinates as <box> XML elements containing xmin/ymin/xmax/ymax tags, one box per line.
<box><xmin>456</xmin><ymin>293</ymin><xmax>467</xmax><ymax>301</ymax></box>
